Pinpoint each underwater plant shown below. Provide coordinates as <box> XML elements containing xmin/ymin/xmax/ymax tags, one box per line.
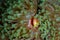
<box><xmin>0</xmin><ymin>0</ymin><xmax>60</xmax><ymax>40</ymax></box>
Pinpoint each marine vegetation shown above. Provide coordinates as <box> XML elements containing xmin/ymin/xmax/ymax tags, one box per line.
<box><xmin>0</xmin><ymin>0</ymin><xmax>60</xmax><ymax>40</ymax></box>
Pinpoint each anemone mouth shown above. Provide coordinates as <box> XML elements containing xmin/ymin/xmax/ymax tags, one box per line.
<box><xmin>33</xmin><ymin>18</ymin><xmax>39</xmax><ymax>28</ymax></box>
<box><xmin>27</xmin><ymin>17</ymin><xmax>39</xmax><ymax>31</ymax></box>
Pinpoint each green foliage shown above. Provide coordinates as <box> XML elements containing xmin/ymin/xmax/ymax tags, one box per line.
<box><xmin>0</xmin><ymin>0</ymin><xmax>60</xmax><ymax>40</ymax></box>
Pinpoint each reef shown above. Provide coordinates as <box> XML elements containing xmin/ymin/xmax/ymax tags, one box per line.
<box><xmin>0</xmin><ymin>0</ymin><xmax>60</xmax><ymax>40</ymax></box>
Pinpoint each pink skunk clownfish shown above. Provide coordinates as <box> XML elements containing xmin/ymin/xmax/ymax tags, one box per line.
<box><xmin>27</xmin><ymin>17</ymin><xmax>39</xmax><ymax>31</ymax></box>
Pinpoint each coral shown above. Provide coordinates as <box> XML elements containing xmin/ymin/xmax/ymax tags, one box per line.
<box><xmin>0</xmin><ymin>0</ymin><xmax>60</xmax><ymax>40</ymax></box>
